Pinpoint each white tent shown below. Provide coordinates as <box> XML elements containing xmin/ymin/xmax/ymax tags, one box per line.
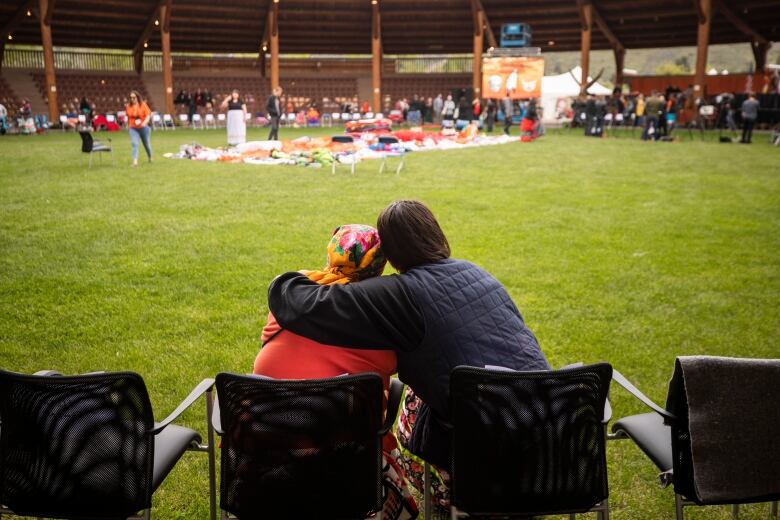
<box><xmin>541</xmin><ymin>66</ymin><xmax>612</xmax><ymax>122</ymax></box>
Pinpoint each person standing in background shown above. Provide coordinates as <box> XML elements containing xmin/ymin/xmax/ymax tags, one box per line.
<box><xmin>484</xmin><ymin>98</ymin><xmax>497</xmax><ymax>133</ymax></box>
<box><xmin>266</xmin><ymin>86</ymin><xmax>283</xmax><ymax>141</ymax></box>
<box><xmin>502</xmin><ymin>93</ymin><xmax>514</xmax><ymax>135</ymax></box>
<box><xmin>125</xmin><ymin>90</ymin><xmax>152</xmax><ymax>167</ymax></box>
<box><xmin>221</xmin><ymin>89</ymin><xmax>247</xmax><ymax>146</ymax></box>
<box><xmin>433</xmin><ymin>93</ymin><xmax>443</xmax><ymax>124</ymax></box>
<box><xmin>740</xmin><ymin>93</ymin><xmax>760</xmax><ymax>144</ymax></box>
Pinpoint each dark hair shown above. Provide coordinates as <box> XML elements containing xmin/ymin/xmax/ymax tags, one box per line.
<box><xmin>129</xmin><ymin>90</ymin><xmax>143</xmax><ymax>103</ymax></box>
<box><xmin>376</xmin><ymin>200</ymin><xmax>450</xmax><ymax>272</ymax></box>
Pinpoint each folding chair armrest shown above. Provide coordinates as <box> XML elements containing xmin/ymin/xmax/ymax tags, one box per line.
<box><xmin>34</xmin><ymin>370</ymin><xmax>63</xmax><ymax>376</ymax></box>
<box><xmin>211</xmin><ymin>393</ymin><xmax>223</xmax><ymax>436</ymax></box>
<box><xmin>151</xmin><ymin>378</ymin><xmax>216</xmax><ymax>434</ymax></box>
<box><xmin>381</xmin><ymin>378</ymin><xmax>404</xmax><ymax>434</ymax></box>
<box><xmin>612</xmin><ymin>369</ymin><xmax>676</xmax><ymax>422</ymax></box>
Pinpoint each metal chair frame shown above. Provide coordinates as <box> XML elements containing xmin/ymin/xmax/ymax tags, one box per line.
<box><xmin>79</xmin><ymin>131</ymin><xmax>114</xmax><ymax>168</ymax></box>
<box><xmin>0</xmin><ymin>370</ymin><xmax>217</xmax><ymax>520</ymax></box>
<box><xmin>609</xmin><ymin>368</ymin><xmax>779</xmax><ymax>520</ymax></box>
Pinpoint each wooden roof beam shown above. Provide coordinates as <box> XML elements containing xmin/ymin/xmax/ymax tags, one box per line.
<box><xmin>713</xmin><ymin>0</ymin><xmax>768</xmax><ymax>44</ymax></box>
<box><xmin>44</xmin><ymin>0</ymin><xmax>55</xmax><ymax>25</ymax></box>
<box><xmin>470</xmin><ymin>0</ymin><xmax>497</xmax><ymax>49</ymax></box>
<box><xmin>133</xmin><ymin>3</ymin><xmax>162</xmax><ymax>56</ymax></box>
<box><xmin>590</xmin><ymin>1</ymin><xmax>624</xmax><ymax>51</ymax></box>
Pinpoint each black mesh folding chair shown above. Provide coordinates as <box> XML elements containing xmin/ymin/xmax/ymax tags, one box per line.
<box><xmin>331</xmin><ymin>135</ymin><xmax>356</xmax><ymax>175</ymax></box>
<box><xmin>214</xmin><ymin>372</ymin><xmax>386</xmax><ymax>519</ymax></box>
<box><xmin>448</xmin><ymin>363</ymin><xmax>613</xmax><ymax>519</ymax></box>
<box><xmin>610</xmin><ymin>357</ymin><xmax>780</xmax><ymax>520</ymax></box>
<box><xmin>377</xmin><ymin>135</ymin><xmax>404</xmax><ymax>176</ymax></box>
<box><xmin>0</xmin><ymin>369</ymin><xmax>217</xmax><ymax>520</ymax></box>
<box><xmin>79</xmin><ymin>130</ymin><xmax>114</xmax><ymax>168</ymax></box>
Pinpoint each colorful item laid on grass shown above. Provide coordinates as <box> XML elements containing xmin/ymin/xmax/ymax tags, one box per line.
<box><xmin>164</xmin><ymin>123</ymin><xmax>523</xmax><ymax>168</ymax></box>
<box><xmin>300</xmin><ymin>224</ymin><xmax>386</xmax><ymax>285</ymax></box>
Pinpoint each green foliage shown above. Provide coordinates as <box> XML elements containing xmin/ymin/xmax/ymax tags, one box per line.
<box><xmin>1</xmin><ymin>127</ymin><xmax>778</xmax><ymax>519</ymax></box>
<box><xmin>655</xmin><ymin>61</ymin><xmax>690</xmax><ymax>75</ymax></box>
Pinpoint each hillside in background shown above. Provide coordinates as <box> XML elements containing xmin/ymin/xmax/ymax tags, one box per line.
<box><xmin>543</xmin><ymin>43</ymin><xmax>780</xmax><ymax>86</ymax></box>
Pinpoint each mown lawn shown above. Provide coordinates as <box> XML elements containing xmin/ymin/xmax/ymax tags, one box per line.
<box><xmin>1</xmin><ymin>126</ymin><xmax>778</xmax><ymax>519</ymax></box>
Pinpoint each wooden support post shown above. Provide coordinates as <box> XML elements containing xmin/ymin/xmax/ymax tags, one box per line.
<box><xmin>578</xmin><ymin>0</ymin><xmax>592</xmax><ymax>95</ymax></box>
<box><xmin>160</xmin><ymin>2</ymin><xmax>174</xmax><ymax>115</ymax></box>
<box><xmin>614</xmin><ymin>46</ymin><xmax>625</xmax><ymax>89</ymax></box>
<box><xmin>371</xmin><ymin>0</ymin><xmax>381</xmax><ymax>113</ymax></box>
<box><xmin>270</xmin><ymin>0</ymin><xmax>279</xmax><ymax>90</ymax></box>
<box><xmin>133</xmin><ymin>51</ymin><xmax>143</xmax><ymax>74</ymax></box>
<box><xmin>693</xmin><ymin>0</ymin><xmax>711</xmax><ymax>99</ymax></box>
<box><xmin>751</xmin><ymin>41</ymin><xmax>770</xmax><ymax>74</ymax></box>
<box><xmin>38</xmin><ymin>0</ymin><xmax>58</xmax><ymax>123</ymax></box>
<box><xmin>472</xmin><ymin>11</ymin><xmax>483</xmax><ymax>97</ymax></box>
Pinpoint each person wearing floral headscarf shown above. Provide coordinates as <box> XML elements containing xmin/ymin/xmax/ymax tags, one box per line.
<box><xmin>254</xmin><ymin>224</ymin><xmax>418</xmax><ymax>520</ymax></box>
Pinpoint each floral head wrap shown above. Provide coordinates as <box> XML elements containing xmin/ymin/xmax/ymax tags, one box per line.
<box><xmin>300</xmin><ymin>224</ymin><xmax>386</xmax><ymax>285</ymax></box>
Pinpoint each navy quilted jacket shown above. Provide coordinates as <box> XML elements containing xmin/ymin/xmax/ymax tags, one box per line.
<box><xmin>268</xmin><ymin>258</ymin><xmax>549</xmax><ymax>469</ymax></box>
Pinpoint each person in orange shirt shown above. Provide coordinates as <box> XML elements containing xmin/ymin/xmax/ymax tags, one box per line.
<box><xmin>125</xmin><ymin>90</ymin><xmax>152</xmax><ymax>167</ymax></box>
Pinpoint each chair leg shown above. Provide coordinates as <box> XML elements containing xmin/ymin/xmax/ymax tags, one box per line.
<box><xmin>206</xmin><ymin>389</ymin><xmax>217</xmax><ymax>520</ymax></box>
<box><xmin>143</xmin><ymin>508</ymin><xmax>151</xmax><ymax>520</ymax></box>
<box><xmin>731</xmin><ymin>504</ymin><xmax>739</xmax><ymax>518</ymax></box>
<box><xmin>89</xmin><ymin>152</ymin><xmax>93</xmax><ymax>168</ymax></box>
<box><xmin>379</xmin><ymin>159</ymin><xmax>386</xmax><ymax>175</ymax></box>
<box><xmin>771</xmin><ymin>501</ymin><xmax>778</xmax><ymax>518</ymax></box>
<box><xmin>569</xmin><ymin>514</ymin><xmax>576</xmax><ymax>520</ymax></box>
<box><xmin>601</xmin><ymin>499</ymin><xmax>610</xmax><ymax>520</ymax></box>
<box><xmin>675</xmin><ymin>494</ymin><xmax>685</xmax><ymax>520</ymax></box>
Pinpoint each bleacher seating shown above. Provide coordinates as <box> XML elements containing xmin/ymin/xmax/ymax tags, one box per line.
<box><xmin>172</xmin><ymin>76</ymin><xmax>358</xmax><ymax>115</ymax></box>
<box><xmin>31</xmin><ymin>72</ymin><xmax>153</xmax><ymax>113</ymax></box>
<box><xmin>0</xmin><ymin>75</ymin><xmax>22</xmax><ymax>115</ymax></box>
<box><xmin>383</xmin><ymin>74</ymin><xmax>470</xmax><ymax>101</ymax></box>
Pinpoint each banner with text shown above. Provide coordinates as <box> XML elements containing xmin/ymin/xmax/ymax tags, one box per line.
<box><xmin>482</xmin><ymin>56</ymin><xmax>544</xmax><ymax>99</ymax></box>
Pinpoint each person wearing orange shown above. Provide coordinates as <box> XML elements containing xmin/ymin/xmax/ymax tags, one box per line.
<box><xmin>254</xmin><ymin>224</ymin><xmax>418</xmax><ymax>520</ymax></box>
<box><xmin>125</xmin><ymin>90</ymin><xmax>152</xmax><ymax>166</ymax></box>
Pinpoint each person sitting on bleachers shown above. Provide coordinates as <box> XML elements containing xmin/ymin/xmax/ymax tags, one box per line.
<box><xmin>61</xmin><ymin>104</ymin><xmax>79</xmax><ymax>130</ymax></box>
<box><xmin>306</xmin><ymin>105</ymin><xmax>320</xmax><ymax>126</ymax></box>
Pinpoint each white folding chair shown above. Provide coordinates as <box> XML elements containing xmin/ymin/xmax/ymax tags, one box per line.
<box><xmin>205</xmin><ymin>113</ymin><xmax>216</xmax><ymax>129</ymax></box>
<box><xmin>192</xmin><ymin>113</ymin><xmax>204</xmax><ymax>129</ymax></box>
<box><xmin>217</xmin><ymin>113</ymin><xmax>226</xmax><ymax>127</ymax></box>
<box><xmin>341</xmin><ymin>112</ymin><xmax>351</xmax><ymax>122</ymax></box>
<box><xmin>332</xmin><ymin>112</ymin><xmax>341</xmax><ymax>124</ymax></box>
<box><xmin>152</xmin><ymin>113</ymin><xmax>163</xmax><ymax>130</ymax></box>
<box><xmin>286</xmin><ymin>113</ymin><xmax>296</xmax><ymax>126</ymax></box>
<box><xmin>163</xmin><ymin>114</ymin><xmax>175</xmax><ymax>130</ymax></box>
<box><xmin>352</xmin><ymin>113</ymin><xmax>360</xmax><ymax>121</ymax></box>
<box><xmin>376</xmin><ymin>113</ymin><xmax>384</xmax><ymax>119</ymax></box>
<box><xmin>106</xmin><ymin>114</ymin><xmax>116</xmax><ymax>124</ymax></box>
<box><xmin>365</xmin><ymin>112</ymin><xmax>374</xmax><ymax>119</ymax></box>
<box><xmin>179</xmin><ymin>114</ymin><xmax>189</xmax><ymax>127</ymax></box>
<box><xmin>321</xmin><ymin>113</ymin><xmax>332</xmax><ymax>127</ymax></box>
<box><xmin>59</xmin><ymin>115</ymin><xmax>68</xmax><ymax>131</ymax></box>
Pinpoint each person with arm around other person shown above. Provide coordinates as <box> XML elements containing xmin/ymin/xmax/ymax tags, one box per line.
<box><xmin>221</xmin><ymin>89</ymin><xmax>247</xmax><ymax>146</ymax></box>
<box><xmin>125</xmin><ymin>90</ymin><xmax>152</xmax><ymax>167</ymax></box>
<box><xmin>266</xmin><ymin>86</ymin><xmax>283</xmax><ymax>141</ymax></box>
<box><xmin>267</xmin><ymin>200</ymin><xmax>550</xmax><ymax>509</ymax></box>
<box><xmin>740</xmin><ymin>93</ymin><xmax>760</xmax><ymax>144</ymax></box>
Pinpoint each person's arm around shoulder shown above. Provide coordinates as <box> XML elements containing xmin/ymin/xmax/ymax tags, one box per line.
<box><xmin>268</xmin><ymin>271</ymin><xmax>424</xmax><ymax>351</ymax></box>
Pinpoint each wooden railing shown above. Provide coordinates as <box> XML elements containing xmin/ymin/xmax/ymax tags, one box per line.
<box><xmin>4</xmin><ymin>48</ymin><xmax>135</xmax><ymax>71</ymax></box>
<box><xmin>393</xmin><ymin>55</ymin><xmax>472</xmax><ymax>74</ymax></box>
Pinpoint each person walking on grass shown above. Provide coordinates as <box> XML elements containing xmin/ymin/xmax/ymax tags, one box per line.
<box><xmin>125</xmin><ymin>90</ymin><xmax>152</xmax><ymax>167</ymax></box>
<box><xmin>266</xmin><ymin>86</ymin><xmax>283</xmax><ymax>141</ymax></box>
<box><xmin>502</xmin><ymin>92</ymin><xmax>514</xmax><ymax>135</ymax></box>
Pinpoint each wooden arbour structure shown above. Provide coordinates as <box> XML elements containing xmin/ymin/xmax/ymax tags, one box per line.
<box><xmin>1</xmin><ymin>0</ymin><xmax>777</xmax><ymax>119</ymax></box>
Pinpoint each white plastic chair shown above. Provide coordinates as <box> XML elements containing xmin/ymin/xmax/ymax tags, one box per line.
<box><xmin>365</xmin><ymin>112</ymin><xmax>374</xmax><ymax>119</ymax></box>
<box><xmin>106</xmin><ymin>114</ymin><xmax>116</xmax><ymax>124</ymax></box>
<box><xmin>192</xmin><ymin>113</ymin><xmax>204</xmax><ymax>129</ymax></box>
<box><xmin>341</xmin><ymin>113</ymin><xmax>351</xmax><ymax>122</ymax></box>
<box><xmin>179</xmin><ymin>114</ymin><xmax>189</xmax><ymax>127</ymax></box>
<box><xmin>217</xmin><ymin>113</ymin><xmax>226</xmax><ymax>127</ymax></box>
<box><xmin>59</xmin><ymin>115</ymin><xmax>68</xmax><ymax>131</ymax></box>
<box><xmin>352</xmin><ymin>113</ymin><xmax>361</xmax><ymax>121</ymax></box>
<box><xmin>205</xmin><ymin>113</ymin><xmax>216</xmax><ymax>129</ymax></box>
<box><xmin>152</xmin><ymin>113</ymin><xmax>163</xmax><ymax>130</ymax></box>
<box><xmin>332</xmin><ymin>112</ymin><xmax>341</xmax><ymax>122</ymax></box>
<box><xmin>163</xmin><ymin>114</ymin><xmax>175</xmax><ymax>130</ymax></box>
<box><xmin>321</xmin><ymin>113</ymin><xmax>332</xmax><ymax>127</ymax></box>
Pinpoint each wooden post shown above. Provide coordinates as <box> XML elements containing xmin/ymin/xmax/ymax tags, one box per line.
<box><xmin>472</xmin><ymin>11</ymin><xmax>483</xmax><ymax>97</ymax></box>
<box><xmin>38</xmin><ymin>0</ymin><xmax>58</xmax><ymax>123</ymax></box>
<box><xmin>371</xmin><ymin>0</ymin><xmax>381</xmax><ymax>112</ymax></box>
<box><xmin>614</xmin><ymin>46</ymin><xmax>625</xmax><ymax>90</ymax></box>
<box><xmin>578</xmin><ymin>0</ymin><xmax>592</xmax><ymax>95</ymax></box>
<box><xmin>751</xmin><ymin>41</ymin><xmax>770</xmax><ymax>74</ymax></box>
<box><xmin>160</xmin><ymin>2</ymin><xmax>174</xmax><ymax>115</ymax></box>
<box><xmin>693</xmin><ymin>0</ymin><xmax>711</xmax><ymax>99</ymax></box>
<box><xmin>0</xmin><ymin>40</ymin><xmax>5</xmax><ymax>73</ymax></box>
<box><xmin>270</xmin><ymin>0</ymin><xmax>279</xmax><ymax>90</ymax></box>
<box><xmin>133</xmin><ymin>51</ymin><xmax>143</xmax><ymax>74</ymax></box>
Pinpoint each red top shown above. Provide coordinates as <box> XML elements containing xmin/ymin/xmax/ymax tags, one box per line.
<box><xmin>255</xmin><ymin>312</ymin><xmax>397</xmax><ymax>391</ymax></box>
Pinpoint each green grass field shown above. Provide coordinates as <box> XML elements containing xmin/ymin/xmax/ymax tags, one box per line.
<box><xmin>1</xmin><ymin>126</ymin><xmax>778</xmax><ymax>519</ymax></box>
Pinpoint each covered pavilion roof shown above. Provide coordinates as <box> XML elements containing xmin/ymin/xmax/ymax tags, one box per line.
<box><xmin>1</xmin><ymin>0</ymin><xmax>778</xmax><ymax>56</ymax></box>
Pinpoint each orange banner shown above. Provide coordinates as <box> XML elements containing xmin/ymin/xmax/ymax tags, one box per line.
<box><xmin>482</xmin><ymin>57</ymin><xmax>544</xmax><ymax>99</ymax></box>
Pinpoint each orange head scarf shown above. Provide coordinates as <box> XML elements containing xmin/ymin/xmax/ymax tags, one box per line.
<box><xmin>300</xmin><ymin>224</ymin><xmax>386</xmax><ymax>285</ymax></box>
